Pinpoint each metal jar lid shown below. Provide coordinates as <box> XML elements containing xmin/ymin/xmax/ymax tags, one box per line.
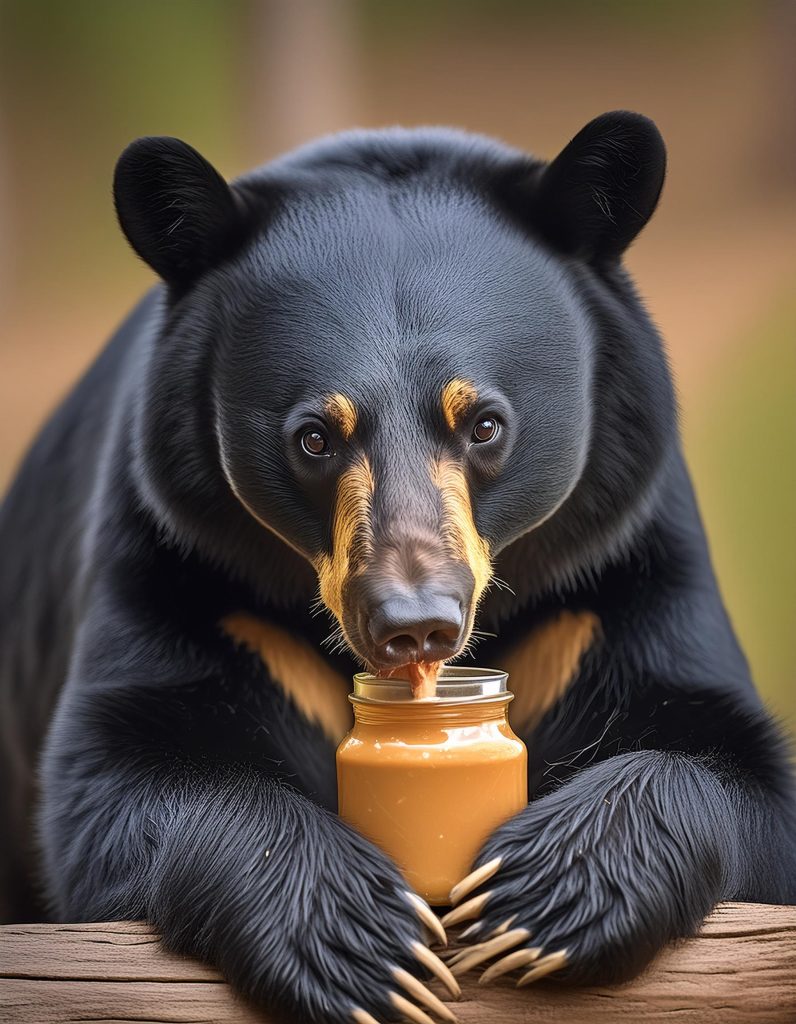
<box><xmin>351</xmin><ymin>666</ymin><xmax>510</xmax><ymax>704</ymax></box>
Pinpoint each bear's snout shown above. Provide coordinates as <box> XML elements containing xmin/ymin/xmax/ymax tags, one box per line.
<box><xmin>344</xmin><ymin>528</ymin><xmax>476</xmax><ymax>669</ymax></box>
<box><xmin>365</xmin><ymin>589</ymin><xmax>464</xmax><ymax>667</ymax></box>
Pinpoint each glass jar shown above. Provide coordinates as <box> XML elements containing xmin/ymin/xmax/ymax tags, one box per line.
<box><xmin>336</xmin><ymin>667</ymin><xmax>527</xmax><ymax>906</ymax></box>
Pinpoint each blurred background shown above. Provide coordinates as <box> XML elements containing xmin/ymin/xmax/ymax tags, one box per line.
<box><xmin>0</xmin><ymin>0</ymin><xmax>793</xmax><ymax>721</ymax></box>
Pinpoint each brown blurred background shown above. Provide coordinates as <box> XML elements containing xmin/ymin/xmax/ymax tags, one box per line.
<box><xmin>0</xmin><ymin>0</ymin><xmax>794</xmax><ymax>721</ymax></box>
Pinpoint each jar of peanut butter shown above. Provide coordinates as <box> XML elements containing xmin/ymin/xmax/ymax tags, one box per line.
<box><xmin>336</xmin><ymin>668</ymin><xmax>527</xmax><ymax>906</ymax></box>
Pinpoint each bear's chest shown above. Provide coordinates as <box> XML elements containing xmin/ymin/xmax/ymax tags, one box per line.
<box><xmin>218</xmin><ymin>608</ymin><xmax>600</xmax><ymax>808</ymax></box>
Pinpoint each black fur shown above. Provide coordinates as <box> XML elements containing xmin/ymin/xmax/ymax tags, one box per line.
<box><xmin>113</xmin><ymin>136</ymin><xmax>259</xmax><ymax>290</ymax></box>
<box><xmin>1</xmin><ymin>112</ymin><xmax>793</xmax><ymax>1023</ymax></box>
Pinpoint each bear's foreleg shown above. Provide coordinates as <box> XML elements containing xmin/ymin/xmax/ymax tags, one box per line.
<box><xmin>38</xmin><ymin>681</ymin><xmax>459</xmax><ymax>1024</ymax></box>
<box><xmin>442</xmin><ymin>706</ymin><xmax>795</xmax><ymax>987</ymax></box>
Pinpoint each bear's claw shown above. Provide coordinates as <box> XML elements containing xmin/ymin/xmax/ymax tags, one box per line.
<box><xmin>391</xmin><ymin>990</ymin><xmax>444</xmax><ymax>1023</ymax></box>
<box><xmin>515</xmin><ymin>949</ymin><xmax>568</xmax><ymax>986</ymax></box>
<box><xmin>393</xmin><ymin>968</ymin><xmax>460</xmax><ymax>1023</ymax></box>
<box><xmin>411</xmin><ymin>941</ymin><xmax>461</xmax><ymax>998</ymax></box>
<box><xmin>443</xmin><ymin>944</ymin><xmax>481</xmax><ymax>967</ymax></box>
<box><xmin>446</xmin><ymin>913</ymin><xmax>514</xmax><ymax>952</ymax></box>
<box><xmin>448</xmin><ymin>857</ymin><xmax>502</xmax><ymax>906</ymax></box>
<box><xmin>456</xmin><ymin>920</ymin><xmax>484</xmax><ymax>942</ymax></box>
<box><xmin>448</xmin><ymin>928</ymin><xmax>531</xmax><ymax>977</ymax></box>
<box><xmin>405</xmin><ymin>891</ymin><xmax>448</xmax><ymax>947</ymax></box>
<box><xmin>440</xmin><ymin>891</ymin><xmax>492</xmax><ymax>928</ymax></box>
<box><xmin>352</xmin><ymin>961</ymin><xmax>462</xmax><ymax>1024</ymax></box>
<box><xmin>351</xmin><ymin>1010</ymin><xmax>381</xmax><ymax>1024</ymax></box>
<box><xmin>488</xmin><ymin>916</ymin><xmax>518</xmax><ymax>938</ymax></box>
<box><xmin>478</xmin><ymin>947</ymin><xmax>542</xmax><ymax>985</ymax></box>
<box><xmin>443</xmin><ymin>859</ymin><xmax>568</xmax><ymax>987</ymax></box>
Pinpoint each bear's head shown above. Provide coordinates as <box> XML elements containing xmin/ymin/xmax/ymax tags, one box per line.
<box><xmin>115</xmin><ymin>113</ymin><xmax>674</xmax><ymax>672</ymax></box>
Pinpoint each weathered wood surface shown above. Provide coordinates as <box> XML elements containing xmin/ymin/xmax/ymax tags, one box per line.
<box><xmin>1</xmin><ymin>902</ymin><xmax>794</xmax><ymax>1023</ymax></box>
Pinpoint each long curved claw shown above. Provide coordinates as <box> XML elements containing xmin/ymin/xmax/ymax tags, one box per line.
<box><xmin>449</xmin><ymin>928</ymin><xmax>531</xmax><ymax>977</ymax></box>
<box><xmin>457</xmin><ymin>920</ymin><xmax>485</xmax><ymax>942</ymax></box>
<box><xmin>440</xmin><ymin>891</ymin><xmax>492</xmax><ymax>929</ymax></box>
<box><xmin>411</xmin><ymin>941</ymin><xmax>462</xmax><ymax>999</ymax></box>
<box><xmin>488</xmin><ymin>915</ymin><xmax>517</xmax><ymax>938</ymax></box>
<box><xmin>448</xmin><ymin>857</ymin><xmax>502</xmax><ymax>906</ymax></box>
<box><xmin>443</xmin><ymin>914</ymin><xmax>521</xmax><ymax>969</ymax></box>
<box><xmin>516</xmin><ymin>949</ymin><xmax>568</xmax><ymax>987</ymax></box>
<box><xmin>352</xmin><ymin>1010</ymin><xmax>382</xmax><ymax>1024</ymax></box>
<box><xmin>444</xmin><ymin>942</ymin><xmax>485</xmax><ymax>967</ymax></box>
<box><xmin>393</xmin><ymin>968</ymin><xmax>460</xmax><ymax>1023</ymax></box>
<box><xmin>389</xmin><ymin>991</ymin><xmax>436</xmax><ymax>1024</ymax></box>
<box><xmin>405</xmin><ymin>892</ymin><xmax>448</xmax><ymax>947</ymax></box>
<box><xmin>478</xmin><ymin>946</ymin><xmax>542</xmax><ymax>985</ymax></box>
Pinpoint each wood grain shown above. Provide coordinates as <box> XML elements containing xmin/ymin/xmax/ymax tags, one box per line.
<box><xmin>1</xmin><ymin>903</ymin><xmax>794</xmax><ymax>1023</ymax></box>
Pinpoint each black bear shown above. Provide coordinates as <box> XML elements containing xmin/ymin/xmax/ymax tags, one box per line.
<box><xmin>1</xmin><ymin>112</ymin><xmax>794</xmax><ymax>1023</ymax></box>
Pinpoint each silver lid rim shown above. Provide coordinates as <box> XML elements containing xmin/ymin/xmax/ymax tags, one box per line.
<box><xmin>352</xmin><ymin>666</ymin><xmax>510</xmax><ymax>704</ymax></box>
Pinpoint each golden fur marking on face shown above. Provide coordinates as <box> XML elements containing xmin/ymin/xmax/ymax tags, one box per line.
<box><xmin>325</xmin><ymin>393</ymin><xmax>358</xmax><ymax>441</ymax></box>
<box><xmin>315</xmin><ymin>455</ymin><xmax>375</xmax><ymax>620</ymax></box>
<box><xmin>431</xmin><ymin>458</ymin><xmax>492</xmax><ymax>603</ymax></box>
<box><xmin>503</xmin><ymin>611</ymin><xmax>600</xmax><ymax>733</ymax></box>
<box><xmin>220</xmin><ymin>613</ymin><xmax>352</xmax><ymax>743</ymax></box>
<box><xmin>441</xmin><ymin>379</ymin><xmax>478</xmax><ymax>432</ymax></box>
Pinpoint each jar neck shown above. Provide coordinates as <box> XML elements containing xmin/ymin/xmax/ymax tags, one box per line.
<box><xmin>350</xmin><ymin>695</ymin><xmax>513</xmax><ymax>726</ymax></box>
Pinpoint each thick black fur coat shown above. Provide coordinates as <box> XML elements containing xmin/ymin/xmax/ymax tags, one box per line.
<box><xmin>1</xmin><ymin>112</ymin><xmax>794</xmax><ymax>1023</ymax></box>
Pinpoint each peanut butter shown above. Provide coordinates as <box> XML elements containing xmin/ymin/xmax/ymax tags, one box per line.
<box><xmin>337</xmin><ymin>669</ymin><xmax>527</xmax><ymax>905</ymax></box>
<box><xmin>379</xmin><ymin>660</ymin><xmax>441</xmax><ymax>698</ymax></box>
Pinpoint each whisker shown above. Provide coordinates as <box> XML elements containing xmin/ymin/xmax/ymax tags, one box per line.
<box><xmin>490</xmin><ymin>575</ymin><xmax>516</xmax><ymax>596</ymax></box>
<box><xmin>321</xmin><ymin>625</ymin><xmax>346</xmax><ymax>651</ymax></box>
<box><xmin>457</xmin><ymin>632</ymin><xmax>483</xmax><ymax>660</ymax></box>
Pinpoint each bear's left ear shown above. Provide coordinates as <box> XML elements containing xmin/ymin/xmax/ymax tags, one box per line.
<box><xmin>504</xmin><ymin>111</ymin><xmax>666</xmax><ymax>262</ymax></box>
<box><xmin>114</xmin><ymin>136</ymin><xmax>250</xmax><ymax>289</ymax></box>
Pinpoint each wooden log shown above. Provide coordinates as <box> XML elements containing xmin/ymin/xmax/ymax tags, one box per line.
<box><xmin>1</xmin><ymin>903</ymin><xmax>794</xmax><ymax>1023</ymax></box>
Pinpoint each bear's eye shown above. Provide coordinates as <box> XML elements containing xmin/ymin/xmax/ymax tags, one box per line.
<box><xmin>301</xmin><ymin>429</ymin><xmax>331</xmax><ymax>457</ymax></box>
<box><xmin>472</xmin><ymin>418</ymin><xmax>499</xmax><ymax>444</ymax></box>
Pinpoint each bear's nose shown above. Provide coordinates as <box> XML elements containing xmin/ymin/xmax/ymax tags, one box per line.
<box><xmin>367</xmin><ymin>592</ymin><xmax>463</xmax><ymax>666</ymax></box>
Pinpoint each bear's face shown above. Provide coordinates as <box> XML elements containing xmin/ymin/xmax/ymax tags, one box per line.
<box><xmin>116</xmin><ymin>117</ymin><xmax>672</xmax><ymax>670</ymax></box>
<box><xmin>211</xmin><ymin>187</ymin><xmax>592</xmax><ymax>667</ymax></box>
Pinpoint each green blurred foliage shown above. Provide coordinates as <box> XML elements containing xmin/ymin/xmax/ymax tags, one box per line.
<box><xmin>0</xmin><ymin>0</ymin><xmax>245</xmax><ymax>301</ymax></box>
<box><xmin>686</xmin><ymin>294</ymin><xmax>796</xmax><ymax>725</ymax></box>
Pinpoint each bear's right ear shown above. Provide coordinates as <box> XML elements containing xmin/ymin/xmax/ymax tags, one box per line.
<box><xmin>499</xmin><ymin>111</ymin><xmax>666</xmax><ymax>263</ymax></box>
<box><xmin>113</xmin><ymin>137</ymin><xmax>249</xmax><ymax>289</ymax></box>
